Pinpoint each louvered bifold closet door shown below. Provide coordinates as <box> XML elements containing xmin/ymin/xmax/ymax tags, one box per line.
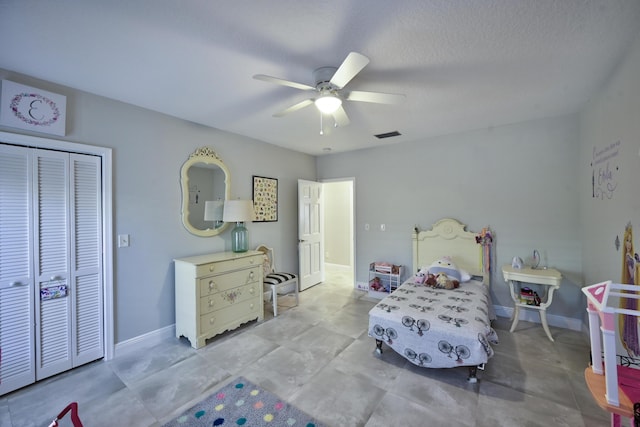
<box><xmin>34</xmin><ymin>150</ymin><xmax>73</xmax><ymax>380</ymax></box>
<box><xmin>0</xmin><ymin>144</ymin><xmax>36</xmax><ymax>395</ymax></box>
<box><xmin>70</xmin><ymin>154</ymin><xmax>103</xmax><ymax>366</ymax></box>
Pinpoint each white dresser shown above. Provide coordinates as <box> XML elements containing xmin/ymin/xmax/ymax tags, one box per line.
<box><xmin>174</xmin><ymin>251</ymin><xmax>264</xmax><ymax>349</ymax></box>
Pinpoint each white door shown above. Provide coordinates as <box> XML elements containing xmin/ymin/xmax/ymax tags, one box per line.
<box><xmin>34</xmin><ymin>150</ymin><xmax>103</xmax><ymax>380</ymax></box>
<box><xmin>34</xmin><ymin>150</ymin><xmax>73</xmax><ymax>379</ymax></box>
<box><xmin>0</xmin><ymin>144</ymin><xmax>36</xmax><ymax>395</ymax></box>
<box><xmin>69</xmin><ymin>154</ymin><xmax>104</xmax><ymax>367</ymax></box>
<box><xmin>0</xmin><ymin>143</ymin><xmax>104</xmax><ymax>394</ymax></box>
<box><xmin>298</xmin><ymin>179</ymin><xmax>324</xmax><ymax>290</ymax></box>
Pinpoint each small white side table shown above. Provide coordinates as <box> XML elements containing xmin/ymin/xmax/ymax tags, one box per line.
<box><xmin>502</xmin><ymin>265</ymin><xmax>562</xmax><ymax>341</ymax></box>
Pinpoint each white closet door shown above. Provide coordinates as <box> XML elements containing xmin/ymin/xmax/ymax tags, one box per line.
<box><xmin>34</xmin><ymin>150</ymin><xmax>73</xmax><ymax>380</ymax></box>
<box><xmin>70</xmin><ymin>154</ymin><xmax>103</xmax><ymax>365</ymax></box>
<box><xmin>34</xmin><ymin>151</ymin><xmax>104</xmax><ymax>380</ymax></box>
<box><xmin>0</xmin><ymin>144</ymin><xmax>36</xmax><ymax>395</ymax></box>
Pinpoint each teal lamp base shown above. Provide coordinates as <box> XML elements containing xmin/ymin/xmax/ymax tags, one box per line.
<box><xmin>231</xmin><ymin>222</ymin><xmax>248</xmax><ymax>253</ymax></box>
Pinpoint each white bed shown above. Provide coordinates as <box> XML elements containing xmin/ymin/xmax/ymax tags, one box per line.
<box><xmin>367</xmin><ymin>218</ymin><xmax>498</xmax><ymax>381</ymax></box>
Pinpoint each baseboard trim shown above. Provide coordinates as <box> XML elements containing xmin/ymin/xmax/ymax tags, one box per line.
<box><xmin>114</xmin><ymin>305</ymin><xmax>587</xmax><ymax>356</ymax></box>
<box><xmin>493</xmin><ymin>305</ymin><xmax>583</xmax><ymax>332</ymax></box>
<box><xmin>115</xmin><ymin>324</ymin><xmax>176</xmax><ymax>356</ymax></box>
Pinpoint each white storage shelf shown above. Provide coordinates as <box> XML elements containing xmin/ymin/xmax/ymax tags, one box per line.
<box><xmin>368</xmin><ymin>263</ymin><xmax>404</xmax><ymax>299</ymax></box>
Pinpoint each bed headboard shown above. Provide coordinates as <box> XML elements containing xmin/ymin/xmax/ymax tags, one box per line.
<box><xmin>412</xmin><ymin>218</ymin><xmax>487</xmax><ymax>284</ymax></box>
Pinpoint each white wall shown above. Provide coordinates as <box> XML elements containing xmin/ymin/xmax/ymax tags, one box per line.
<box><xmin>317</xmin><ymin>114</ymin><xmax>585</xmax><ymax>321</ymax></box>
<box><xmin>0</xmin><ymin>69</ymin><xmax>316</xmax><ymax>344</ymax></box>
<box><xmin>579</xmin><ymin>31</ymin><xmax>640</xmax><ymax>285</ymax></box>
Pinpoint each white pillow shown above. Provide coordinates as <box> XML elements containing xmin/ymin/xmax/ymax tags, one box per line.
<box><xmin>426</xmin><ymin>256</ymin><xmax>471</xmax><ymax>282</ymax></box>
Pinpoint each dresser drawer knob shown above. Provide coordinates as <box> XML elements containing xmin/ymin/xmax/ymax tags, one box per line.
<box><xmin>249</xmin><ymin>271</ymin><xmax>254</xmax><ymax>280</ymax></box>
<box><xmin>208</xmin><ymin>280</ymin><xmax>216</xmax><ymax>291</ymax></box>
<box><xmin>208</xmin><ymin>299</ymin><xmax>214</xmax><ymax>307</ymax></box>
<box><xmin>209</xmin><ymin>318</ymin><xmax>215</xmax><ymax>325</ymax></box>
<box><xmin>209</xmin><ymin>265</ymin><xmax>215</xmax><ymax>272</ymax></box>
<box><xmin>249</xmin><ymin>287</ymin><xmax>254</xmax><ymax>294</ymax></box>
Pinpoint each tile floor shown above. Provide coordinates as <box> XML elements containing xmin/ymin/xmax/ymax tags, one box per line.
<box><xmin>0</xmin><ymin>265</ymin><xmax>610</xmax><ymax>426</ymax></box>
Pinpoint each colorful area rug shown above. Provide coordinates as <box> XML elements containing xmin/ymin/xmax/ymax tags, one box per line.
<box><xmin>162</xmin><ymin>377</ymin><xmax>324</xmax><ymax>427</ymax></box>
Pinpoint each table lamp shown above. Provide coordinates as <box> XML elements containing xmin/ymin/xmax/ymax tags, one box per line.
<box><xmin>222</xmin><ymin>200</ymin><xmax>254</xmax><ymax>252</ymax></box>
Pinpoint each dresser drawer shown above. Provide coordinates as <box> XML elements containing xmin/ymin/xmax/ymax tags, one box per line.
<box><xmin>199</xmin><ymin>282</ymin><xmax>260</xmax><ymax>315</ymax></box>
<box><xmin>198</xmin><ymin>267</ymin><xmax>260</xmax><ymax>296</ymax></box>
<box><xmin>195</xmin><ymin>255</ymin><xmax>261</xmax><ymax>277</ymax></box>
<box><xmin>200</xmin><ymin>296</ymin><xmax>262</xmax><ymax>335</ymax></box>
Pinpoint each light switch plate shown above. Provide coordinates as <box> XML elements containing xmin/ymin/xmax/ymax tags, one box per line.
<box><xmin>118</xmin><ymin>234</ymin><xmax>130</xmax><ymax>248</ymax></box>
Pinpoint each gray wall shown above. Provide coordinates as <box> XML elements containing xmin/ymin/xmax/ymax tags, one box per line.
<box><xmin>316</xmin><ymin>114</ymin><xmax>585</xmax><ymax>321</ymax></box>
<box><xmin>2</xmin><ymin>29</ymin><xmax>638</xmax><ymax>341</ymax></box>
<box><xmin>0</xmin><ymin>69</ymin><xmax>316</xmax><ymax>344</ymax></box>
<box><xmin>579</xmin><ymin>31</ymin><xmax>640</xmax><ymax>285</ymax></box>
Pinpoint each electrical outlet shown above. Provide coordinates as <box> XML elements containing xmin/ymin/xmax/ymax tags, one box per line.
<box><xmin>118</xmin><ymin>234</ymin><xmax>130</xmax><ymax>248</ymax></box>
<box><xmin>364</xmin><ymin>223</ymin><xmax>370</xmax><ymax>231</ymax></box>
<box><xmin>380</xmin><ymin>224</ymin><xmax>386</xmax><ymax>231</ymax></box>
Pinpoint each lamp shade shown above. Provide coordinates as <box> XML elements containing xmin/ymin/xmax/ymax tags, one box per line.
<box><xmin>315</xmin><ymin>94</ymin><xmax>342</xmax><ymax>114</ymax></box>
<box><xmin>204</xmin><ymin>200</ymin><xmax>224</xmax><ymax>221</ymax></box>
<box><xmin>223</xmin><ymin>200</ymin><xmax>254</xmax><ymax>223</ymax></box>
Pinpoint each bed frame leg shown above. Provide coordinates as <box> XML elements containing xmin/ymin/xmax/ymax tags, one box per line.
<box><xmin>375</xmin><ymin>339</ymin><xmax>383</xmax><ymax>355</ymax></box>
<box><xmin>467</xmin><ymin>366</ymin><xmax>478</xmax><ymax>383</ymax></box>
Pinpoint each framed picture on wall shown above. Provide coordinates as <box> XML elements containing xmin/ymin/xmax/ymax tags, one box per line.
<box><xmin>252</xmin><ymin>176</ymin><xmax>278</xmax><ymax>222</ymax></box>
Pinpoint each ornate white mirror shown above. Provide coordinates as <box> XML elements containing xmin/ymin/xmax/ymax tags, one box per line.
<box><xmin>180</xmin><ymin>147</ymin><xmax>231</xmax><ymax>237</ymax></box>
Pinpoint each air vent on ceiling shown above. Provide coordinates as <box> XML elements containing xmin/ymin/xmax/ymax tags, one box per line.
<box><xmin>374</xmin><ymin>131</ymin><xmax>401</xmax><ymax>139</ymax></box>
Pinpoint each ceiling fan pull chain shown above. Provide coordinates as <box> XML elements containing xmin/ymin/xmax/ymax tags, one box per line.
<box><xmin>319</xmin><ymin>113</ymin><xmax>324</xmax><ymax>135</ymax></box>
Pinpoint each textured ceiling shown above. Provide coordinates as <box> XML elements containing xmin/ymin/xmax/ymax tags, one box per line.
<box><xmin>1</xmin><ymin>0</ymin><xmax>639</xmax><ymax>155</ymax></box>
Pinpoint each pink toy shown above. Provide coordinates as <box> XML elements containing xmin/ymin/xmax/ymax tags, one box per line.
<box><xmin>583</xmin><ymin>280</ymin><xmax>640</xmax><ymax>426</ymax></box>
<box><xmin>369</xmin><ymin>277</ymin><xmax>385</xmax><ymax>292</ymax></box>
<box><xmin>414</xmin><ymin>269</ymin><xmax>427</xmax><ymax>284</ymax></box>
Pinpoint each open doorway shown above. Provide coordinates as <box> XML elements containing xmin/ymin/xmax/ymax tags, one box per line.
<box><xmin>322</xmin><ymin>178</ymin><xmax>355</xmax><ymax>288</ymax></box>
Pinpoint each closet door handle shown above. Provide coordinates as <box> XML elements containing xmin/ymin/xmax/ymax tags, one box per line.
<box><xmin>11</xmin><ymin>281</ymin><xmax>26</xmax><ymax>286</ymax></box>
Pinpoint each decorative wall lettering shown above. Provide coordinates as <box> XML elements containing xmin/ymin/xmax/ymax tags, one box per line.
<box><xmin>591</xmin><ymin>140</ymin><xmax>620</xmax><ymax>200</ymax></box>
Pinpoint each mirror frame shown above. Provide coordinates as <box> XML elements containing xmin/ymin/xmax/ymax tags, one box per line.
<box><xmin>180</xmin><ymin>146</ymin><xmax>231</xmax><ymax>237</ymax></box>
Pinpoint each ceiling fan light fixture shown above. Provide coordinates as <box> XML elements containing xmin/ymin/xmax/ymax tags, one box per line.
<box><xmin>315</xmin><ymin>94</ymin><xmax>342</xmax><ymax>114</ymax></box>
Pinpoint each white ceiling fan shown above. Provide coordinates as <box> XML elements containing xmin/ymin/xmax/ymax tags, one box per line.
<box><xmin>253</xmin><ymin>52</ymin><xmax>405</xmax><ymax>132</ymax></box>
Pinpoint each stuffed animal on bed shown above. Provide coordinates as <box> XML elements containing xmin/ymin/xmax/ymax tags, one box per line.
<box><xmin>425</xmin><ymin>273</ymin><xmax>437</xmax><ymax>287</ymax></box>
<box><xmin>435</xmin><ymin>272</ymin><xmax>459</xmax><ymax>290</ymax></box>
<box><xmin>413</xmin><ymin>268</ymin><xmax>427</xmax><ymax>284</ymax></box>
<box><xmin>426</xmin><ymin>256</ymin><xmax>471</xmax><ymax>282</ymax></box>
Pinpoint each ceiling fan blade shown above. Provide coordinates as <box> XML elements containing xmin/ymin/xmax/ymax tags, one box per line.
<box><xmin>330</xmin><ymin>52</ymin><xmax>370</xmax><ymax>89</ymax></box>
<box><xmin>332</xmin><ymin>106</ymin><xmax>350</xmax><ymax>127</ymax></box>
<box><xmin>253</xmin><ymin>74</ymin><xmax>315</xmax><ymax>91</ymax></box>
<box><xmin>273</xmin><ymin>99</ymin><xmax>314</xmax><ymax>117</ymax></box>
<box><xmin>346</xmin><ymin>90</ymin><xmax>406</xmax><ymax>104</ymax></box>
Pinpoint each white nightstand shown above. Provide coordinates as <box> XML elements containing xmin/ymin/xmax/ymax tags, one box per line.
<box><xmin>502</xmin><ymin>265</ymin><xmax>562</xmax><ymax>341</ymax></box>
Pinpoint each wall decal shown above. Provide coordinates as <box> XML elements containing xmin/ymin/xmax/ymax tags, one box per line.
<box><xmin>591</xmin><ymin>140</ymin><xmax>620</xmax><ymax>200</ymax></box>
<box><xmin>619</xmin><ymin>223</ymin><xmax>640</xmax><ymax>361</ymax></box>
